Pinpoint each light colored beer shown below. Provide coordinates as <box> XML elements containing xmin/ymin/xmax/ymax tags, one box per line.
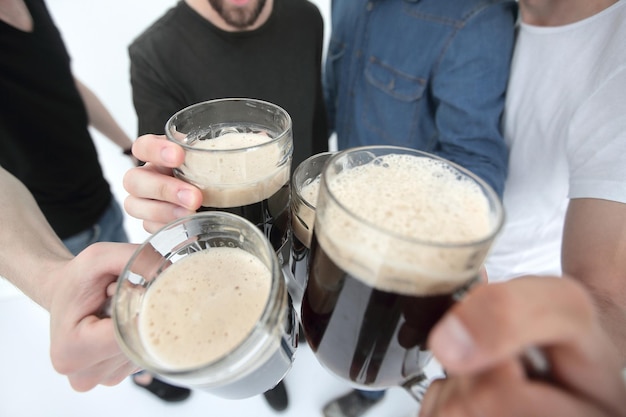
<box><xmin>183</xmin><ymin>132</ymin><xmax>290</xmax><ymax>207</ymax></box>
<box><xmin>138</xmin><ymin>247</ymin><xmax>271</xmax><ymax>369</ymax></box>
<box><xmin>317</xmin><ymin>154</ymin><xmax>493</xmax><ymax>296</ymax></box>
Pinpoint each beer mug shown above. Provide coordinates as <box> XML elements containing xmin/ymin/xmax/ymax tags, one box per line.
<box><xmin>287</xmin><ymin>152</ymin><xmax>334</xmax><ymax>305</ymax></box>
<box><xmin>112</xmin><ymin>212</ymin><xmax>298</xmax><ymax>399</ymax></box>
<box><xmin>165</xmin><ymin>98</ymin><xmax>293</xmax><ymax>258</ymax></box>
<box><xmin>301</xmin><ymin>146</ymin><xmax>504</xmax><ymax>401</ymax></box>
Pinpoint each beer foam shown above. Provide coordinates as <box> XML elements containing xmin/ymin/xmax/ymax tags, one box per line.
<box><xmin>317</xmin><ymin>154</ymin><xmax>494</xmax><ymax>296</ymax></box>
<box><xmin>291</xmin><ymin>176</ymin><xmax>321</xmax><ymax>247</ymax></box>
<box><xmin>301</xmin><ymin>176</ymin><xmax>321</xmax><ymax>207</ymax></box>
<box><xmin>138</xmin><ymin>247</ymin><xmax>271</xmax><ymax>369</ymax></box>
<box><xmin>181</xmin><ymin>132</ymin><xmax>290</xmax><ymax>207</ymax></box>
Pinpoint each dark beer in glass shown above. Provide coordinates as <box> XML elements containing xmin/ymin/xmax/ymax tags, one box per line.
<box><xmin>165</xmin><ymin>99</ymin><xmax>293</xmax><ymax>257</ymax></box>
<box><xmin>301</xmin><ymin>146</ymin><xmax>503</xmax><ymax>400</ymax></box>
<box><xmin>287</xmin><ymin>152</ymin><xmax>334</xmax><ymax>304</ymax></box>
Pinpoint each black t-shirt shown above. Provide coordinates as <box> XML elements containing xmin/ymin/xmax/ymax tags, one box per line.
<box><xmin>128</xmin><ymin>0</ymin><xmax>328</xmax><ymax>168</ymax></box>
<box><xmin>0</xmin><ymin>0</ymin><xmax>111</xmax><ymax>238</ymax></box>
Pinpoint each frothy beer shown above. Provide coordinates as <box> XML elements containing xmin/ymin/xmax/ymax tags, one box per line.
<box><xmin>288</xmin><ymin>152</ymin><xmax>332</xmax><ymax>304</ymax></box>
<box><xmin>318</xmin><ymin>153</ymin><xmax>492</xmax><ymax>296</ymax></box>
<box><xmin>138</xmin><ymin>248</ymin><xmax>271</xmax><ymax>369</ymax></box>
<box><xmin>183</xmin><ymin>132</ymin><xmax>290</xmax><ymax>208</ymax></box>
<box><xmin>302</xmin><ymin>151</ymin><xmax>497</xmax><ymax>388</ymax></box>
<box><xmin>180</xmin><ymin>131</ymin><xmax>291</xmax><ymax>254</ymax></box>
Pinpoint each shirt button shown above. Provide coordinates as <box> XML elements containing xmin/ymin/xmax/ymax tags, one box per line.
<box><xmin>366</xmin><ymin>2</ymin><xmax>374</xmax><ymax>11</ymax></box>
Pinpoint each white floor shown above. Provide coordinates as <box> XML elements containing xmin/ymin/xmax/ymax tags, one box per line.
<box><xmin>0</xmin><ymin>292</ymin><xmax>421</xmax><ymax>417</ymax></box>
<box><xmin>0</xmin><ymin>1</ymin><xmax>423</xmax><ymax>416</ymax></box>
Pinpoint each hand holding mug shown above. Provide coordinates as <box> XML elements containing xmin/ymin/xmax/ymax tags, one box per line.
<box><xmin>123</xmin><ymin>134</ymin><xmax>202</xmax><ymax>233</ymax></box>
<box><xmin>301</xmin><ymin>146</ymin><xmax>503</xmax><ymax>401</ymax></box>
<box><xmin>421</xmin><ymin>276</ymin><xmax>626</xmax><ymax>417</ymax></box>
<box><xmin>126</xmin><ymin>99</ymin><xmax>293</xmax><ymax>256</ymax></box>
<box><xmin>48</xmin><ymin>242</ymin><xmax>140</xmax><ymax>391</ymax></box>
<box><xmin>112</xmin><ymin>212</ymin><xmax>297</xmax><ymax>399</ymax></box>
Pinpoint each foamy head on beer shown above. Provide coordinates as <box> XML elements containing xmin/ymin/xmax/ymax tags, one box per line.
<box><xmin>138</xmin><ymin>247</ymin><xmax>271</xmax><ymax>369</ymax></box>
<box><xmin>316</xmin><ymin>153</ymin><xmax>498</xmax><ymax>297</ymax></box>
<box><xmin>181</xmin><ymin>131</ymin><xmax>290</xmax><ymax>208</ymax></box>
<box><xmin>292</xmin><ymin>175</ymin><xmax>321</xmax><ymax>247</ymax></box>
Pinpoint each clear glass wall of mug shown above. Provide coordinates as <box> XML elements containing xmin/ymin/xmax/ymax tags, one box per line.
<box><xmin>300</xmin><ymin>146</ymin><xmax>504</xmax><ymax>401</ymax></box>
<box><xmin>287</xmin><ymin>151</ymin><xmax>334</xmax><ymax>305</ymax></box>
<box><xmin>112</xmin><ymin>212</ymin><xmax>298</xmax><ymax>399</ymax></box>
<box><xmin>165</xmin><ymin>98</ymin><xmax>293</xmax><ymax>259</ymax></box>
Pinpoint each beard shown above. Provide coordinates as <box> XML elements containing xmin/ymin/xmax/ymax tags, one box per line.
<box><xmin>208</xmin><ymin>0</ymin><xmax>268</xmax><ymax>29</ymax></box>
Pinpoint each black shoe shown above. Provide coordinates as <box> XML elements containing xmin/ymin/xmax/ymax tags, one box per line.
<box><xmin>322</xmin><ymin>390</ymin><xmax>383</xmax><ymax>417</ymax></box>
<box><xmin>132</xmin><ymin>375</ymin><xmax>191</xmax><ymax>403</ymax></box>
<box><xmin>263</xmin><ymin>380</ymin><xmax>289</xmax><ymax>412</ymax></box>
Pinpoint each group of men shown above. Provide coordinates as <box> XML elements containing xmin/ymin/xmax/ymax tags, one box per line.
<box><xmin>0</xmin><ymin>0</ymin><xmax>625</xmax><ymax>416</ymax></box>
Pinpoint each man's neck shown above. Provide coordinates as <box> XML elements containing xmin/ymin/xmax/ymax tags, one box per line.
<box><xmin>0</xmin><ymin>0</ymin><xmax>32</xmax><ymax>32</ymax></box>
<box><xmin>185</xmin><ymin>0</ymin><xmax>273</xmax><ymax>32</ymax></box>
<box><xmin>519</xmin><ymin>0</ymin><xmax>618</xmax><ymax>26</ymax></box>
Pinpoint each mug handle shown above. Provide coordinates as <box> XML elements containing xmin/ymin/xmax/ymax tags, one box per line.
<box><xmin>401</xmin><ymin>346</ymin><xmax>551</xmax><ymax>403</ymax></box>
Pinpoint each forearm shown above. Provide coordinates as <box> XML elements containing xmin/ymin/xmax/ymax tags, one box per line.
<box><xmin>562</xmin><ymin>198</ymin><xmax>626</xmax><ymax>364</ymax></box>
<box><xmin>583</xmin><ymin>283</ymin><xmax>626</xmax><ymax>364</ymax></box>
<box><xmin>74</xmin><ymin>78</ymin><xmax>134</xmax><ymax>150</ymax></box>
<box><xmin>0</xmin><ymin>167</ymin><xmax>72</xmax><ymax>309</ymax></box>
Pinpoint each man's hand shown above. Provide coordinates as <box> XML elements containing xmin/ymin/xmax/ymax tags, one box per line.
<box><xmin>47</xmin><ymin>242</ymin><xmax>141</xmax><ymax>391</ymax></box>
<box><xmin>123</xmin><ymin>134</ymin><xmax>202</xmax><ymax>233</ymax></box>
<box><xmin>420</xmin><ymin>276</ymin><xmax>626</xmax><ymax>417</ymax></box>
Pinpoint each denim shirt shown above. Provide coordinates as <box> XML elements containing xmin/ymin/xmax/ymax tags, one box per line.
<box><xmin>325</xmin><ymin>0</ymin><xmax>518</xmax><ymax>196</ymax></box>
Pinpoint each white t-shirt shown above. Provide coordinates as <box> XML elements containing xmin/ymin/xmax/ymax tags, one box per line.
<box><xmin>486</xmin><ymin>1</ymin><xmax>626</xmax><ymax>282</ymax></box>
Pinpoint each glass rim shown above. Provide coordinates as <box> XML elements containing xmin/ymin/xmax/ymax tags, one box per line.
<box><xmin>321</xmin><ymin>145</ymin><xmax>505</xmax><ymax>249</ymax></box>
<box><xmin>113</xmin><ymin>211</ymin><xmax>284</xmax><ymax>377</ymax></box>
<box><xmin>164</xmin><ymin>98</ymin><xmax>293</xmax><ymax>154</ymax></box>
<box><xmin>292</xmin><ymin>151</ymin><xmax>336</xmax><ymax>211</ymax></box>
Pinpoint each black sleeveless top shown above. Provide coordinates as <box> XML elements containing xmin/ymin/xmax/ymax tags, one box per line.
<box><xmin>0</xmin><ymin>0</ymin><xmax>111</xmax><ymax>238</ymax></box>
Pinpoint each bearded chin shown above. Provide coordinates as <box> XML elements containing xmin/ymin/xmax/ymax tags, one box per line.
<box><xmin>208</xmin><ymin>0</ymin><xmax>267</xmax><ymax>29</ymax></box>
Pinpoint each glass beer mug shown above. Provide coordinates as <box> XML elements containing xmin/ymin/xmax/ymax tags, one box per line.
<box><xmin>112</xmin><ymin>212</ymin><xmax>298</xmax><ymax>399</ymax></box>
<box><xmin>165</xmin><ymin>98</ymin><xmax>293</xmax><ymax>258</ymax></box>
<box><xmin>287</xmin><ymin>151</ymin><xmax>334</xmax><ymax>305</ymax></box>
<box><xmin>300</xmin><ymin>146</ymin><xmax>504</xmax><ymax>401</ymax></box>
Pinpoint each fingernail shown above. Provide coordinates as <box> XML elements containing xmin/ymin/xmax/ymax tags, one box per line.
<box><xmin>430</xmin><ymin>314</ymin><xmax>475</xmax><ymax>365</ymax></box>
<box><xmin>176</xmin><ymin>189</ymin><xmax>196</xmax><ymax>208</ymax></box>
<box><xmin>161</xmin><ymin>147</ymin><xmax>177</xmax><ymax>165</ymax></box>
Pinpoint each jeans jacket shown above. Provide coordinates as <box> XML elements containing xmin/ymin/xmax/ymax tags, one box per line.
<box><xmin>325</xmin><ymin>0</ymin><xmax>518</xmax><ymax>196</ymax></box>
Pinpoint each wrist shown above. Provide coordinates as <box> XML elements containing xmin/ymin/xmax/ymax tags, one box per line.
<box><xmin>21</xmin><ymin>255</ymin><xmax>70</xmax><ymax>311</ymax></box>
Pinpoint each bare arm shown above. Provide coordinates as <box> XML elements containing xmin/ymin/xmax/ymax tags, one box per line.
<box><xmin>0</xmin><ymin>165</ymin><xmax>72</xmax><ymax>308</ymax></box>
<box><xmin>0</xmin><ymin>166</ymin><xmax>139</xmax><ymax>390</ymax></box>
<box><xmin>74</xmin><ymin>77</ymin><xmax>134</xmax><ymax>152</ymax></box>
<box><xmin>562</xmin><ymin>197</ymin><xmax>626</xmax><ymax>364</ymax></box>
